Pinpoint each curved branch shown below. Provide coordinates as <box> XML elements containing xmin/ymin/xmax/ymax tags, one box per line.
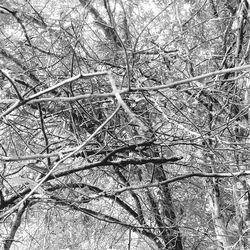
<box><xmin>47</xmin><ymin>182</ymin><xmax>147</xmax><ymax>226</ymax></box>
<box><xmin>49</xmin><ymin>195</ymin><xmax>163</xmax><ymax>248</ymax></box>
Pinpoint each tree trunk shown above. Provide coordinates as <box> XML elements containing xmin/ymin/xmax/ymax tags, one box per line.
<box><xmin>205</xmin><ymin>152</ymin><xmax>230</xmax><ymax>249</ymax></box>
<box><xmin>233</xmin><ymin>77</ymin><xmax>250</xmax><ymax>249</ymax></box>
<box><xmin>154</xmin><ymin>164</ymin><xmax>183</xmax><ymax>250</ymax></box>
<box><xmin>204</xmin><ymin>100</ymin><xmax>230</xmax><ymax>249</ymax></box>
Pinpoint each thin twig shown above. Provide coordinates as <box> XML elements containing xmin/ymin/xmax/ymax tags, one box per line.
<box><xmin>0</xmin><ymin>70</ymin><xmax>23</xmax><ymax>100</ymax></box>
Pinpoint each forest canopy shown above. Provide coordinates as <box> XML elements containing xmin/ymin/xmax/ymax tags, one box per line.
<box><xmin>1</xmin><ymin>0</ymin><xmax>250</xmax><ymax>249</ymax></box>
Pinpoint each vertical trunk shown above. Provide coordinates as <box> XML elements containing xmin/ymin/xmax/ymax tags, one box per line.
<box><xmin>145</xmin><ymin>145</ymin><xmax>183</xmax><ymax>249</ymax></box>
<box><xmin>233</xmin><ymin>168</ymin><xmax>250</xmax><ymax>250</ymax></box>
<box><xmin>154</xmin><ymin>164</ymin><xmax>183</xmax><ymax>250</ymax></box>
<box><xmin>205</xmin><ymin>152</ymin><xmax>230</xmax><ymax>249</ymax></box>
<box><xmin>134</xmin><ymin>98</ymin><xmax>183</xmax><ymax>249</ymax></box>
<box><xmin>233</xmin><ymin>77</ymin><xmax>250</xmax><ymax>249</ymax></box>
<box><xmin>205</xmin><ymin>101</ymin><xmax>230</xmax><ymax>249</ymax></box>
<box><xmin>210</xmin><ymin>190</ymin><xmax>230</xmax><ymax>249</ymax></box>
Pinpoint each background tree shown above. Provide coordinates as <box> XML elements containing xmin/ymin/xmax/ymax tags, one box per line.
<box><xmin>1</xmin><ymin>0</ymin><xmax>250</xmax><ymax>249</ymax></box>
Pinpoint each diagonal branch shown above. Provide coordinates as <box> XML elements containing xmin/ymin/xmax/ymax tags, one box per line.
<box><xmin>0</xmin><ymin>70</ymin><xmax>23</xmax><ymax>100</ymax></box>
<box><xmin>108</xmin><ymin>72</ymin><xmax>147</xmax><ymax>131</ymax></box>
<box><xmin>0</xmin><ymin>105</ymin><xmax>120</xmax><ymax>220</ymax></box>
<box><xmin>49</xmin><ymin>195</ymin><xmax>163</xmax><ymax>248</ymax></box>
<box><xmin>3</xmin><ymin>202</ymin><xmax>28</xmax><ymax>250</ymax></box>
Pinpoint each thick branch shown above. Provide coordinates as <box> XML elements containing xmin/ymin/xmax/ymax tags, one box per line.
<box><xmin>1</xmin><ymin>65</ymin><xmax>249</xmax><ymax>106</ymax></box>
<box><xmin>110</xmin><ymin>171</ymin><xmax>250</xmax><ymax>195</ymax></box>
<box><xmin>49</xmin><ymin>195</ymin><xmax>163</xmax><ymax>248</ymax></box>
<box><xmin>3</xmin><ymin>202</ymin><xmax>28</xmax><ymax>250</ymax></box>
<box><xmin>2</xmin><ymin>169</ymin><xmax>250</xmax><ymax>219</ymax></box>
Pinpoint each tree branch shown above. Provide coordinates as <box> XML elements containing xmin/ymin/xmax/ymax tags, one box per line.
<box><xmin>3</xmin><ymin>202</ymin><xmax>28</xmax><ymax>250</ymax></box>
